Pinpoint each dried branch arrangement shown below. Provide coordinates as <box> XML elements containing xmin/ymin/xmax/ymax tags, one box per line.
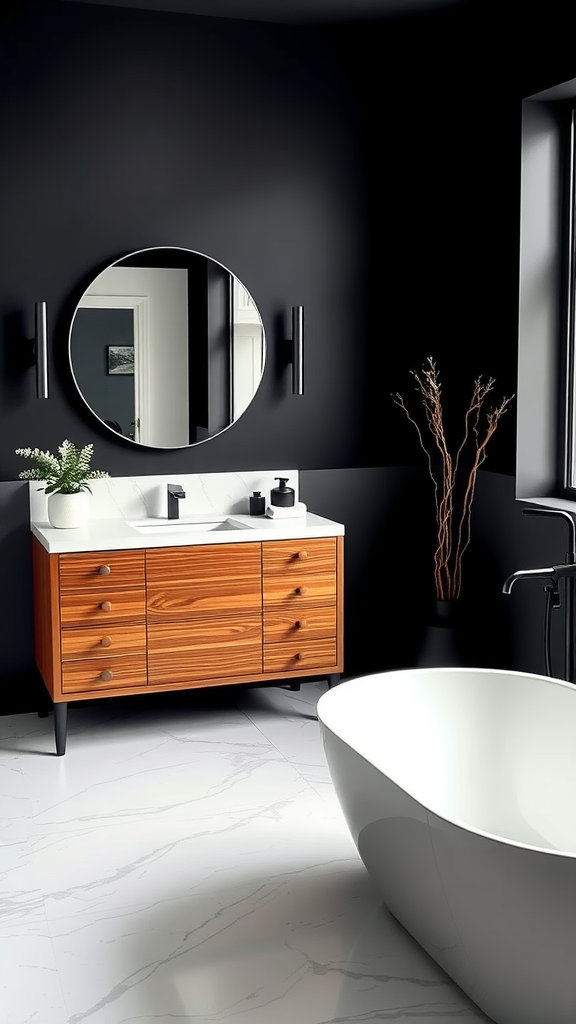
<box><xmin>393</xmin><ymin>356</ymin><xmax>514</xmax><ymax>601</ymax></box>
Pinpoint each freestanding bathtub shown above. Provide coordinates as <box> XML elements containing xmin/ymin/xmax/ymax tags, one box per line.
<box><xmin>317</xmin><ymin>667</ymin><xmax>576</xmax><ymax>1024</ymax></box>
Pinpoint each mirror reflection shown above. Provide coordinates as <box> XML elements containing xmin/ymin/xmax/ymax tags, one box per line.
<box><xmin>69</xmin><ymin>246</ymin><xmax>266</xmax><ymax>448</ymax></box>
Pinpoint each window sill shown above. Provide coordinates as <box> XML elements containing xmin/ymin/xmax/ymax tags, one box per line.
<box><xmin>521</xmin><ymin>495</ymin><xmax>576</xmax><ymax>516</ymax></box>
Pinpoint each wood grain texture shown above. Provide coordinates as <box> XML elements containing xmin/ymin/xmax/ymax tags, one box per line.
<box><xmin>147</xmin><ymin>584</ymin><xmax>262</xmax><ymax>619</ymax></box>
<box><xmin>263</xmin><ymin>638</ymin><xmax>337</xmax><ymax>674</ymax></box>
<box><xmin>263</xmin><ymin>605</ymin><xmax>336</xmax><ymax>642</ymax></box>
<box><xmin>32</xmin><ymin>538</ymin><xmax>61</xmax><ymax>699</ymax></box>
<box><xmin>61</xmin><ymin>654</ymin><xmax>147</xmax><ymax>693</ymax></box>
<box><xmin>146</xmin><ymin>542</ymin><xmax>261</xmax><ymax>584</ymax></box>
<box><xmin>59</xmin><ymin>550</ymin><xmax>145</xmax><ymax>591</ymax></box>
<box><xmin>147</xmin><ymin>543</ymin><xmax>262</xmax><ymax>620</ymax></box>
<box><xmin>336</xmin><ymin>535</ymin><xmax>344</xmax><ymax>671</ymax></box>
<box><xmin>148</xmin><ymin>614</ymin><xmax>262</xmax><ymax>683</ymax></box>
<box><xmin>147</xmin><ymin>614</ymin><xmax>262</xmax><ymax>650</ymax></box>
<box><xmin>61</xmin><ymin>623</ymin><xmax>146</xmax><ymax>660</ymax></box>
<box><xmin>60</xmin><ymin>588</ymin><xmax>146</xmax><ymax>627</ymax></box>
<box><xmin>262</xmin><ymin>574</ymin><xmax>336</xmax><ymax>609</ymax></box>
<box><xmin>262</xmin><ymin>538</ymin><xmax>336</xmax><ymax>576</ymax></box>
<box><xmin>33</xmin><ymin>535</ymin><xmax>344</xmax><ymax>706</ymax></box>
<box><xmin>54</xmin><ymin>663</ymin><xmax>333</xmax><ymax>701</ymax></box>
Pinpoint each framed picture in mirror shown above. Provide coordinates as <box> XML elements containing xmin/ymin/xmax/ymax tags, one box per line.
<box><xmin>107</xmin><ymin>345</ymin><xmax>134</xmax><ymax>375</ymax></box>
<box><xmin>69</xmin><ymin>246</ymin><xmax>266</xmax><ymax>448</ymax></box>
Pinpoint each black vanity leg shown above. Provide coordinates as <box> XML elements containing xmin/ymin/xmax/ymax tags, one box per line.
<box><xmin>327</xmin><ymin>674</ymin><xmax>339</xmax><ymax>689</ymax></box>
<box><xmin>54</xmin><ymin>702</ymin><xmax>68</xmax><ymax>756</ymax></box>
<box><xmin>289</xmin><ymin>682</ymin><xmax>301</xmax><ymax>691</ymax></box>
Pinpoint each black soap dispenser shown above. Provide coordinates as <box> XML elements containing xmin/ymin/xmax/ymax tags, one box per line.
<box><xmin>249</xmin><ymin>491</ymin><xmax>265</xmax><ymax>516</ymax></box>
<box><xmin>271</xmin><ymin>477</ymin><xmax>295</xmax><ymax>508</ymax></box>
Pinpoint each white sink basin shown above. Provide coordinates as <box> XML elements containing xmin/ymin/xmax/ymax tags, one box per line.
<box><xmin>129</xmin><ymin>516</ymin><xmax>250</xmax><ymax>535</ymax></box>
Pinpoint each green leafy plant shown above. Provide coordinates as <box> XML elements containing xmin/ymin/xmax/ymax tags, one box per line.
<box><xmin>15</xmin><ymin>440</ymin><xmax>109</xmax><ymax>495</ymax></box>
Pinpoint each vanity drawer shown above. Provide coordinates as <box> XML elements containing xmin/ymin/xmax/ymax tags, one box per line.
<box><xmin>61</xmin><ymin>654</ymin><xmax>147</xmax><ymax>693</ymax></box>
<box><xmin>146</xmin><ymin>543</ymin><xmax>261</xmax><ymax>621</ymax></box>
<box><xmin>263</xmin><ymin>638</ymin><xmax>337</xmax><ymax>675</ymax></box>
<box><xmin>32</xmin><ymin>528</ymin><xmax>343</xmax><ymax>754</ymax></box>
<box><xmin>59</xmin><ymin>550</ymin><xmax>145</xmax><ymax>591</ymax></box>
<box><xmin>61</xmin><ymin>623</ymin><xmax>146</xmax><ymax>661</ymax></box>
<box><xmin>148</xmin><ymin>614</ymin><xmax>262</xmax><ymax>683</ymax></box>
<box><xmin>262</xmin><ymin>574</ymin><xmax>336</xmax><ymax>610</ymax></box>
<box><xmin>262</xmin><ymin>538</ymin><xmax>336</xmax><ymax>577</ymax></box>
<box><xmin>60</xmin><ymin>588</ymin><xmax>146</xmax><ymax>627</ymax></box>
<box><xmin>263</xmin><ymin>606</ymin><xmax>336</xmax><ymax>643</ymax></box>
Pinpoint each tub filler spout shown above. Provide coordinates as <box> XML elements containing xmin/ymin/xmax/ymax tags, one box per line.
<box><xmin>503</xmin><ymin>563</ymin><xmax>576</xmax><ymax>593</ymax></box>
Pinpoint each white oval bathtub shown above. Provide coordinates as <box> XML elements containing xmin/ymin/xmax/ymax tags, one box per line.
<box><xmin>317</xmin><ymin>667</ymin><xmax>576</xmax><ymax>1024</ymax></box>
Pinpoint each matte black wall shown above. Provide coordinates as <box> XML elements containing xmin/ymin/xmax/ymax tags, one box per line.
<box><xmin>3</xmin><ymin>0</ymin><xmax>576</xmax><ymax>714</ymax></box>
<box><xmin>0</xmin><ymin>0</ymin><xmax>369</xmax><ymax>477</ymax></box>
<box><xmin>2</xmin><ymin>0</ymin><xmax>545</xmax><ymax>480</ymax></box>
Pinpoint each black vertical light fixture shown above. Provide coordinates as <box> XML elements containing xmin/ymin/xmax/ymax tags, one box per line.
<box><xmin>34</xmin><ymin>301</ymin><xmax>49</xmax><ymax>398</ymax></box>
<box><xmin>292</xmin><ymin>305</ymin><xmax>303</xmax><ymax>395</ymax></box>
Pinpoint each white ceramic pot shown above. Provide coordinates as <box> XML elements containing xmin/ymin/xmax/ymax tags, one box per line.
<box><xmin>47</xmin><ymin>491</ymin><xmax>90</xmax><ymax>529</ymax></box>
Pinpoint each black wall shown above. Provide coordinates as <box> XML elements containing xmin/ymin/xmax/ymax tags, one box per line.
<box><xmin>3</xmin><ymin>0</ymin><xmax>576</xmax><ymax>712</ymax></box>
<box><xmin>0</xmin><ymin>0</ymin><xmax>369</xmax><ymax>475</ymax></box>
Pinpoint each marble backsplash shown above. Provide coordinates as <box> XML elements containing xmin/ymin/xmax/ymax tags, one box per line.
<box><xmin>28</xmin><ymin>470</ymin><xmax>298</xmax><ymax>524</ymax></box>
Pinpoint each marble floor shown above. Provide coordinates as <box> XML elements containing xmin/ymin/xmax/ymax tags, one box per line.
<box><xmin>0</xmin><ymin>680</ymin><xmax>492</xmax><ymax>1024</ymax></box>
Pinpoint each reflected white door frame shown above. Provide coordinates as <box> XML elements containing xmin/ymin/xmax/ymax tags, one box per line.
<box><xmin>232</xmin><ymin>278</ymin><xmax>264</xmax><ymax>420</ymax></box>
<box><xmin>80</xmin><ymin>266</ymin><xmax>189</xmax><ymax>446</ymax></box>
<box><xmin>77</xmin><ymin>293</ymin><xmax>148</xmax><ymax>443</ymax></box>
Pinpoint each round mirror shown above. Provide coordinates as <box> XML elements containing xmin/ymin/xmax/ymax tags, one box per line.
<box><xmin>68</xmin><ymin>246</ymin><xmax>266</xmax><ymax>448</ymax></box>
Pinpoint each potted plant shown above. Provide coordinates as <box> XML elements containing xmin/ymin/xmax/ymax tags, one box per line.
<box><xmin>393</xmin><ymin>357</ymin><xmax>514</xmax><ymax>664</ymax></box>
<box><xmin>15</xmin><ymin>439</ymin><xmax>109</xmax><ymax>529</ymax></box>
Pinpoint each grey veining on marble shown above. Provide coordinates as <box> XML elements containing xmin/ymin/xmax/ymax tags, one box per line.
<box><xmin>0</xmin><ymin>682</ymin><xmax>492</xmax><ymax>1024</ymax></box>
<box><xmin>28</xmin><ymin>469</ymin><xmax>298</xmax><ymax>523</ymax></box>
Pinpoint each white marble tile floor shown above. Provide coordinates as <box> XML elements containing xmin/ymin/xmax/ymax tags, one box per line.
<box><xmin>0</xmin><ymin>681</ymin><xmax>492</xmax><ymax>1023</ymax></box>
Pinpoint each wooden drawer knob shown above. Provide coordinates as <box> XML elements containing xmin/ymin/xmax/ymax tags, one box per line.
<box><xmin>100</xmin><ymin>601</ymin><xmax>112</xmax><ymax>612</ymax></box>
<box><xmin>100</xmin><ymin>669</ymin><xmax>113</xmax><ymax>682</ymax></box>
<box><xmin>295</xmin><ymin>652</ymin><xmax>304</xmax><ymax>661</ymax></box>
<box><xmin>295</xmin><ymin>586</ymin><xmax>307</xmax><ymax>595</ymax></box>
<box><xmin>295</xmin><ymin>620</ymin><xmax>308</xmax><ymax>629</ymax></box>
<box><xmin>296</xmin><ymin>550</ymin><xmax>308</xmax><ymax>560</ymax></box>
<box><xmin>98</xmin><ymin>565</ymin><xmax>111</xmax><ymax>576</ymax></box>
<box><xmin>100</xmin><ymin>636</ymin><xmax>112</xmax><ymax>648</ymax></box>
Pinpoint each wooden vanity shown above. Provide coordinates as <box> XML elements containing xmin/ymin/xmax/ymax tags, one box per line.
<box><xmin>32</xmin><ymin>533</ymin><xmax>344</xmax><ymax>754</ymax></box>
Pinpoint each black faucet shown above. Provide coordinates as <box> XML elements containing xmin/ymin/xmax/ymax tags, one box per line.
<box><xmin>167</xmin><ymin>482</ymin><xmax>186</xmax><ymax>519</ymax></box>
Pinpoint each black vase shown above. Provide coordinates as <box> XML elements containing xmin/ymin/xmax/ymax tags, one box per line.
<box><xmin>416</xmin><ymin>599</ymin><xmax>461</xmax><ymax>668</ymax></box>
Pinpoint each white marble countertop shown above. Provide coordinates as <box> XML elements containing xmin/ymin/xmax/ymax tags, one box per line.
<box><xmin>31</xmin><ymin>511</ymin><xmax>345</xmax><ymax>554</ymax></box>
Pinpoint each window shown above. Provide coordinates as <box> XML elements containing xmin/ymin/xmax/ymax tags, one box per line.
<box><xmin>517</xmin><ymin>80</ymin><xmax>576</xmax><ymax>504</ymax></box>
<box><xmin>564</xmin><ymin>108</ymin><xmax>576</xmax><ymax>490</ymax></box>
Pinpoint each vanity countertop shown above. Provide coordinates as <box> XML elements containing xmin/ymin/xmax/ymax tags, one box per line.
<box><xmin>31</xmin><ymin>512</ymin><xmax>345</xmax><ymax>554</ymax></box>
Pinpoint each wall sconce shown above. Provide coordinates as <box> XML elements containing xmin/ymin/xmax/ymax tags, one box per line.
<box><xmin>33</xmin><ymin>301</ymin><xmax>49</xmax><ymax>399</ymax></box>
<box><xmin>292</xmin><ymin>305</ymin><xmax>304</xmax><ymax>395</ymax></box>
